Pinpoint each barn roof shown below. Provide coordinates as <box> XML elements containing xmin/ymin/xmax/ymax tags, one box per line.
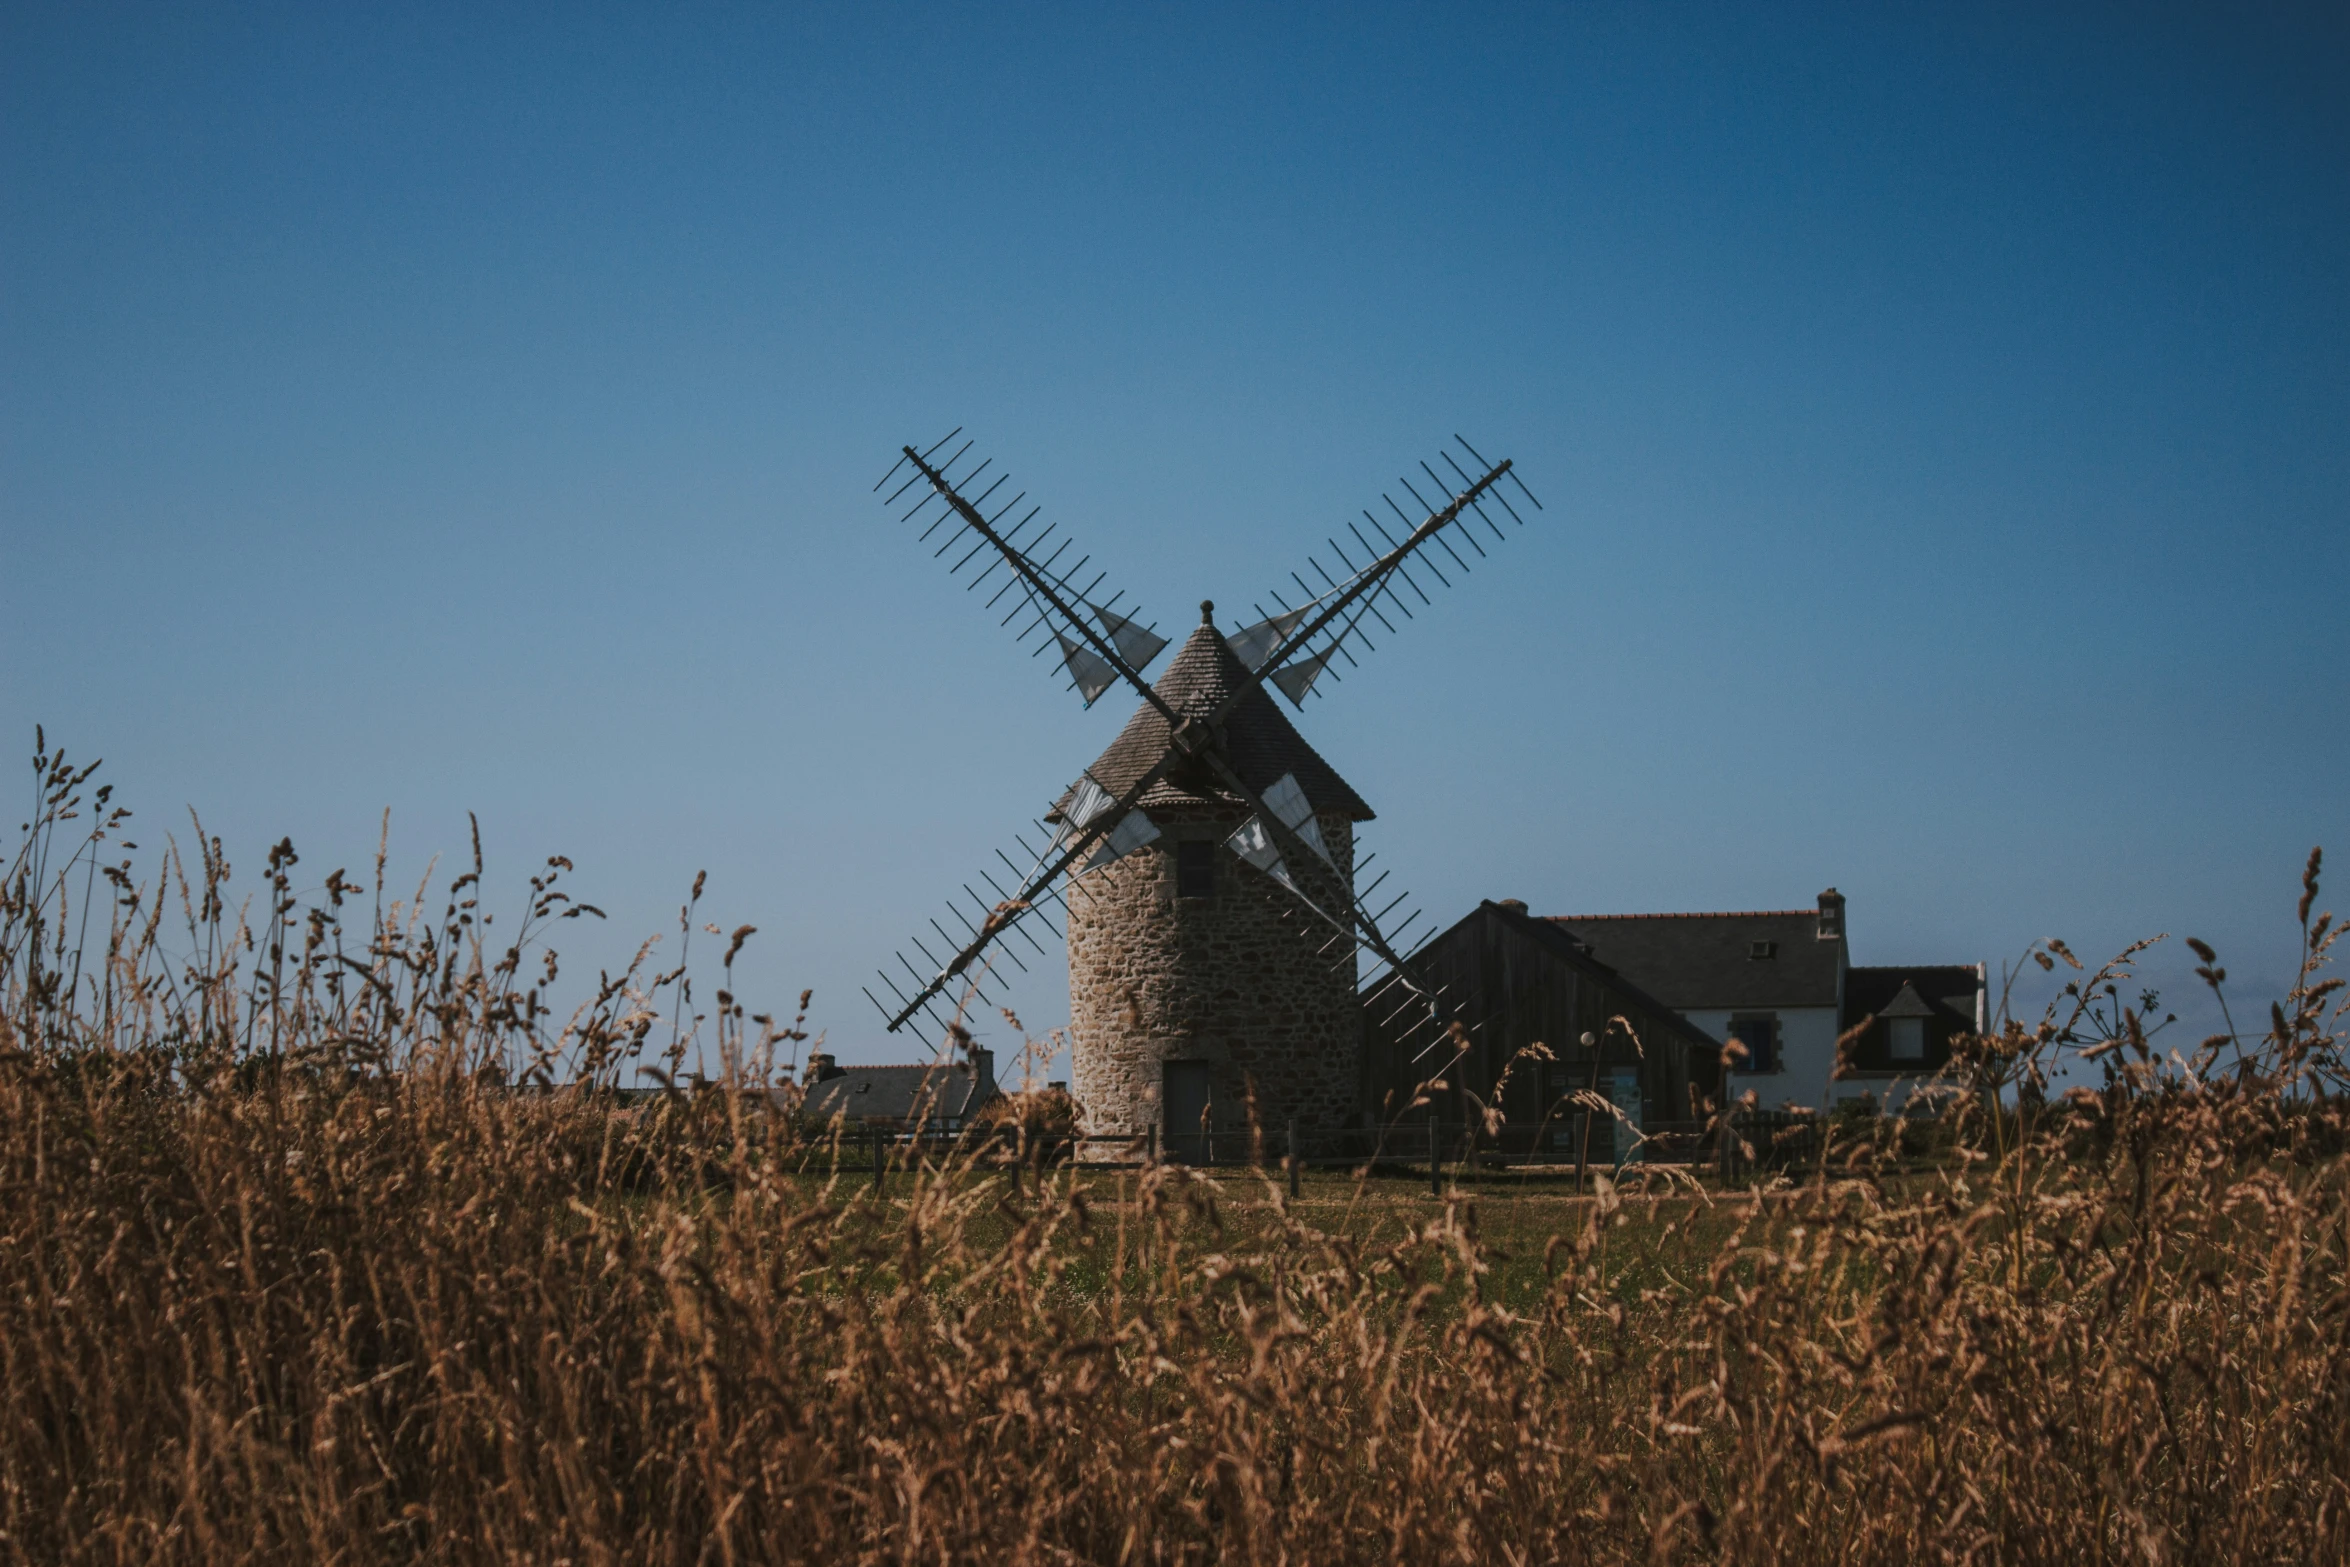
<box><xmin>1062</xmin><ymin>614</ymin><xmax>1374</xmax><ymax>822</ymax></box>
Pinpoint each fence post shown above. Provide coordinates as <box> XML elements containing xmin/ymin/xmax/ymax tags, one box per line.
<box><xmin>1429</xmin><ymin>1113</ymin><xmax>1442</xmax><ymax>1198</ymax></box>
<box><xmin>1287</xmin><ymin>1119</ymin><xmax>1300</xmax><ymax>1199</ymax></box>
<box><xmin>1146</xmin><ymin>1124</ymin><xmax>1157</xmax><ymax>1166</ymax></box>
<box><xmin>871</xmin><ymin>1123</ymin><xmax>885</xmax><ymax>1195</ymax></box>
<box><xmin>1577</xmin><ymin>1033</ymin><xmax>1603</xmax><ymax>1197</ymax></box>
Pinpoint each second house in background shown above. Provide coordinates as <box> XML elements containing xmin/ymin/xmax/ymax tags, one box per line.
<box><xmin>1547</xmin><ymin>889</ymin><xmax>1984</xmax><ymax>1112</ymax></box>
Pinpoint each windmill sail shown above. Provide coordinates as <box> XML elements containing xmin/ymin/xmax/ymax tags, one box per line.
<box><xmin>1224</xmin><ymin>805</ymin><xmax>1371</xmax><ymax>952</ymax></box>
<box><xmin>1054</xmin><ymin>632</ymin><xmax>1120</xmax><ymax>706</ymax></box>
<box><xmin>1228</xmin><ymin>605</ymin><xmax>1312</xmax><ymax>671</ymax></box>
<box><xmin>1232</xmin><ymin>435</ymin><xmax>1541</xmax><ymax>706</ymax></box>
<box><xmin>1093</xmin><ymin>603</ymin><xmax>1169</xmax><ymax>671</ymax></box>
<box><xmin>876</xmin><ymin>432</ymin><xmax>1170</xmax><ymax>714</ymax></box>
<box><xmin>1053</xmin><ymin>772</ymin><xmax>1116</xmax><ymax>845</ymax></box>
<box><xmin>1270</xmin><ymin>652</ymin><xmax>1332</xmax><ymax>708</ymax></box>
<box><xmin>868</xmin><ymin>740</ymin><xmax>1198</xmax><ymax>1035</ymax></box>
<box><xmin>1083</xmin><ymin>810</ymin><xmax>1161</xmax><ymax>871</ymax></box>
<box><xmin>1259</xmin><ymin>772</ymin><xmax>1334</xmax><ymax>868</ymax></box>
<box><xmin>1224</xmin><ymin>815</ymin><xmax>1294</xmax><ymax>891</ymax></box>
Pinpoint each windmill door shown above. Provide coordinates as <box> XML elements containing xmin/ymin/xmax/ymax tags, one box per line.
<box><xmin>1164</xmin><ymin>1061</ymin><xmax>1212</xmax><ymax>1165</ymax></box>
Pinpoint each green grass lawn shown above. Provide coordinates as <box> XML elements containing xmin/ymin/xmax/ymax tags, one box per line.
<box><xmin>719</xmin><ymin>1158</ymin><xmax>1835</xmax><ymax>1321</ymax></box>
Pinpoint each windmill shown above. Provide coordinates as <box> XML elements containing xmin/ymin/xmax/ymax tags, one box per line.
<box><xmin>864</xmin><ymin>431</ymin><xmax>1541</xmax><ymax>1158</ymax></box>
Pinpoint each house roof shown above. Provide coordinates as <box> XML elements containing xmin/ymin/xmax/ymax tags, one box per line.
<box><xmin>1059</xmin><ymin>617</ymin><xmax>1374</xmax><ymax>822</ymax></box>
<box><xmin>802</xmin><ymin>1061</ymin><xmax>995</xmax><ymax>1124</ymax></box>
<box><xmin>1476</xmin><ymin>900</ymin><xmax>1724</xmax><ymax>1059</ymax></box>
<box><xmin>1543</xmin><ymin>909</ymin><xmax>1843</xmax><ymax>1011</ymax></box>
<box><xmin>1843</xmin><ymin>965</ymin><xmax>1982</xmax><ymax>1029</ymax></box>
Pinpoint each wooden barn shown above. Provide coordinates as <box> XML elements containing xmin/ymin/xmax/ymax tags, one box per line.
<box><xmin>1361</xmin><ymin>899</ymin><xmax>1723</xmax><ymax>1165</ymax></box>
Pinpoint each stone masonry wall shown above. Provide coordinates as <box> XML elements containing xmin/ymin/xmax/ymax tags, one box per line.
<box><xmin>1068</xmin><ymin>802</ymin><xmax>1360</xmax><ymax>1159</ymax></box>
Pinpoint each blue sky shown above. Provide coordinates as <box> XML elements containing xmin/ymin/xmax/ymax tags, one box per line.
<box><xmin>5</xmin><ymin>3</ymin><xmax>2344</xmax><ymax>1076</ymax></box>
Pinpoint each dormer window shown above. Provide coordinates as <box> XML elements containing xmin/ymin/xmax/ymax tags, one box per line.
<box><xmin>1879</xmin><ymin>982</ymin><xmax>1936</xmax><ymax>1065</ymax></box>
<box><xmin>1749</xmin><ymin>940</ymin><xmax>1777</xmax><ymax>961</ymax></box>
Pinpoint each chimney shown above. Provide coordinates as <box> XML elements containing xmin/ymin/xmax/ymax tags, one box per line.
<box><xmin>1497</xmin><ymin>898</ymin><xmax>1529</xmax><ymax>915</ymax></box>
<box><xmin>1816</xmin><ymin>888</ymin><xmax>1846</xmax><ymax>942</ymax></box>
<box><xmin>968</xmin><ymin>1045</ymin><xmax>996</xmax><ymax>1102</ymax></box>
<box><xmin>804</xmin><ymin>1051</ymin><xmax>843</xmax><ymax>1083</ymax></box>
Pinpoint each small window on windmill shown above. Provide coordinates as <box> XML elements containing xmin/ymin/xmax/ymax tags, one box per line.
<box><xmin>1749</xmin><ymin>940</ymin><xmax>1777</xmax><ymax>960</ymax></box>
<box><xmin>1176</xmin><ymin>840</ymin><xmax>1215</xmax><ymax>900</ymax></box>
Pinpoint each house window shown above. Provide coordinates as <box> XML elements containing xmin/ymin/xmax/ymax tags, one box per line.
<box><xmin>1749</xmin><ymin>940</ymin><xmax>1777</xmax><ymax>960</ymax></box>
<box><xmin>1729</xmin><ymin>1016</ymin><xmax>1779</xmax><ymax>1073</ymax></box>
<box><xmin>1175</xmin><ymin>840</ymin><xmax>1215</xmax><ymax>899</ymax></box>
<box><xmin>1888</xmin><ymin>1016</ymin><xmax>1926</xmax><ymax>1064</ymax></box>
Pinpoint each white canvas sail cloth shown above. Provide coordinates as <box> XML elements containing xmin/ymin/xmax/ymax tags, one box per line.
<box><xmin>1090</xmin><ymin>602</ymin><xmax>1168</xmax><ymax>671</ymax></box>
<box><xmin>1224</xmin><ymin>771</ymin><xmax>1338</xmax><ymax>902</ymax></box>
<box><xmin>1051</xmin><ymin>770</ymin><xmax>1162</xmax><ymax>874</ymax></box>
<box><xmin>1084</xmin><ymin>809</ymin><xmax>1161</xmax><ymax>871</ymax></box>
<box><xmin>1259</xmin><ymin>772</ymin><xmax>1334</xmax><ymax>868</ymax></box>
<box><xmin>1053</xmin><ymin>631</ymin><xmax>1120</xmax><ymax>706</ymax></box>
<box><xmin>1054</xmin><ymin>773</ymin><xmax>1116</xmax><ymax>844</ymax></box>
<box><xmin>1055</xmin><ymin>603</ymin><xmax>1172</xmax><ymax>707</ymax></box>
<box><xmin>1224</xmin><ymin>801</ymin><xmax>1354</xmax><ymax>943</ymax></box>
<box><xmin>1270</xmin><ymin>651</ymin><xmax>1331</xmax><ymax>706</ymax></box>
<box><xmin>1224</xmin><ymin>814</ymin><xmax>1295</xmax><ymax>892</ymax></box>
<box><xmin>1226</xmin><ymin>605</ymin><xmax>1313</xmax><ymax>671</ymax></box>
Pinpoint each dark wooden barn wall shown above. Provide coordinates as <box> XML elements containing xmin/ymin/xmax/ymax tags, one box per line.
<box><xmin>1361</xmin><ymin>910</ymin><xmax>1706</xmax><ymax>1148</ymax></box>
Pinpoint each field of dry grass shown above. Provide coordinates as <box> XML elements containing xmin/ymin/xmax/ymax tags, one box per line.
<box><xmin>5</xmin><ymin>739</ymin><xmax>2348</xmax><ymax>1564</ymax></box>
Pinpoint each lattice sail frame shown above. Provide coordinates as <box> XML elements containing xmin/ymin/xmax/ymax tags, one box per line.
<box><xmin>1226</xmin><ymin>435</ymin><xmax>1543</xmax><ymax>708</ymax></box>
<box><xmin>875</xmin><ymin>432</ymin><xmax>1169</xmax><ymax>707</ymax></box>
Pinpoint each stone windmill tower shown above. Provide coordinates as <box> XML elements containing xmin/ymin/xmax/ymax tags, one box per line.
<box><xmin>1061</xmin><ymin>605</ymin><xmax>1373</xmax><ymax>1158</ymax></box>
<box><xmin>865</xmin><ymin>431</ymin><xmax>1542</xmax><ymax>1158</ymax></box>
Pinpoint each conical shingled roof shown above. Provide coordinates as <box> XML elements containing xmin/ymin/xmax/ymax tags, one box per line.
<box><xmin>1063</xmin><ymin>619</ymin><xmax>1374</xmax><ymax>822</ymax></box>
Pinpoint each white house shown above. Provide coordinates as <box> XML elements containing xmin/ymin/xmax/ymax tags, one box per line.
<box><xmin>1539</xmin><ymin>890</ymin><xmax>1983</xmax><ymax>1113</ymax></box>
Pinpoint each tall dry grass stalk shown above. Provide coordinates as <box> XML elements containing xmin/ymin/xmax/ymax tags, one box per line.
<box><xmin>3</xmin><ymin>739</ymin><xmax>2347</xmax><ymax>1564</ymax></box>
